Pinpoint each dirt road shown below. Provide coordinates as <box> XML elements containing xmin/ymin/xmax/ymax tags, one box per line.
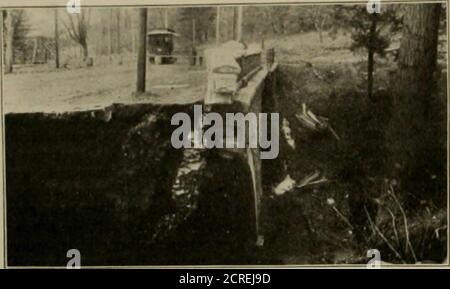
<box><xmin>3</xmin><ymin>63</ymin><xmax>206</xmax><ymax>113</ymax></box>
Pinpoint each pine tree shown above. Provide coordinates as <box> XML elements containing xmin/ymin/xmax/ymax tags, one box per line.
<box><xmin>334</xmin><ymin>5</ymin><xmax>401</xmax><ymax>99</ymax></box>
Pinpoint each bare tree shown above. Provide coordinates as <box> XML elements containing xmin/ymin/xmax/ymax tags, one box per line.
<box><xmin>109</xmin><ymin>9</ymin><xmax>113</xmax><ymax>56</ymax></box>
<box><xmin>3</xmin><ymin>10</ymin><xmax>15</xmax><ymax>73</ymax></box>
<box><xmin>116</xmin><ymin>9</ymin><xmax>121</xmax><ymax>54</ymax></box>
<box><xmin>63</xmin><ymin>9</ymin><xmax>91</xmax><ymax>59</ymax></box>
<box><xmin>178</xmin><ymin>7</ymin><xmax>215</xmax><ymax>44</ymax></box>
<box><xmin>3</xmin><ymin>10</ymin><xmax>27</xmax><ymax>73</ymax></box>
<box><xmin>54</xmin><ymin>9</ymin><xmax>60</xmax><ymax>68</ymax></box>
<box><xmin>305</xmin><ymin>6</ymin><xmax>333</xmax><ymax>43</ymax></box>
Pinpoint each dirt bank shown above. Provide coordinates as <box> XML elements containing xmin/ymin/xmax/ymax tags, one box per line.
<box><xmin>6</xmin><ymin>62</ymin><xmax>447</xmax><ymax>266</ymax></box>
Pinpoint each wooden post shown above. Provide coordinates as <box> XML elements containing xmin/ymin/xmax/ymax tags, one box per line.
<box><xmin>216</xmin><ymin>6</ymin><xmax>220</xmax><ymax>46</ymax></box>
<box><xmin>54</xmin><ymin>9</ymin><xmax>60</xmax><ymax>68</ymax></box>
<box><xmin>136</xmin><ymin>8</ymin><xmax>147</xmax><ymax>94</ymax></box>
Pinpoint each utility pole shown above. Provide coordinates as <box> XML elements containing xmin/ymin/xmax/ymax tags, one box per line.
<box><xmin>136</xmin><ymin>8</ymin><xmax>147</xmax><ymax>93</ymax></box>
<box><xmin>164</xmin><ymin>9</ymin><xmax>169</xmax><ymax>28</ymax></box>
<box><xmin>216</xmin><ymin>6</ymin><xmax>220</xmax><ymax>45</ymax></box>
<box><xmin>235</xmin><ymin>6</ymin><xmax>243</xmax><ymax>42</ymax></box>
<box><xmin>54</xmin><ymin>9</ymin><xmax>60</xmax><ymax>68</ymax></box>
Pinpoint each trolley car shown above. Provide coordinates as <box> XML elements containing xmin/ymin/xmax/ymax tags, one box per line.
<box><xmin>147</xmin><ymin>28</ymin><xmax>179</xmax><ymax>64</ymax></box>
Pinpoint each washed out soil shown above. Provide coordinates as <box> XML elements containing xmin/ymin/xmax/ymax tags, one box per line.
<box><xmin>6</xmin><ymin>103</ymin><xmax>267</xmax><ymax>266</ymax></box>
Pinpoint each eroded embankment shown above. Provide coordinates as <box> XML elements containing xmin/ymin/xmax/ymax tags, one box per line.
<box><xmin>6</xmin><ymin>103</ymin><xmax>263</xmax><ymax>266</ymax></box>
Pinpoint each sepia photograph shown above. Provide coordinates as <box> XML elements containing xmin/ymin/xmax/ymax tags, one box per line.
<box><xmin>0</xmin><ymin>0</ymin><xmax>448</xmax><ymax>268</ymax></box>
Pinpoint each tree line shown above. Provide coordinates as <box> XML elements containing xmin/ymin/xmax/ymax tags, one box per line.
<box><xmin>0</xmin><ymin>5</ymin><xmax>414</xmax><ymax>72</ymax></box>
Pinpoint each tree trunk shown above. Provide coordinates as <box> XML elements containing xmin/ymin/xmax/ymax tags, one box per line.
<box><xmin>45</xmin><ymin>47</ymin><xmax>49</xmax><ymax>63</ymax></box>
<box><xmin>81</xmin><ymin>41</ymin><xmax>89</xmax><ymax>59</ymax></box>
<box><xmin>367</xmin><ymin>13</ymin><xmax>378</xmax><ymax>100</ymax></box>
<box><xmin>314</xmin><ymin>23</ymin><xmax>323</xmax><ymax>43</ymax></box>
<box><xmin>136</xmin><ymin>8</ymin><xmax>147</xmax><ymax>94</ymax></box>
<box><xmin>109</xmin><ymin>9</ymin><xmax>113</xmax><ymax>56</ymax></box>
<box><xmin>54</xmin><ymin>9</ymin><xmax>60</xmax><ymax>68</ymax></box>
<box><xmin>388</xmin><ymin>4</ymin><xmax>441</xmax><ymax>205</ymax></box>
<box><xmin>31</xmin><ymin>38</ymin><xmax>38</xmax><ymax>64</ymax></box>
<box><xmin>0</xmin><ymin>12</ymin><xmax>3</xmax><ymax>69</ymax></box>
<box><xmin>216</xmin><ymin>6</ymin><xmax>221</xmax><ymax>45</ymax></box>
<box><xmin>116</xmin><ymin>9</ymin><xmax>121</xmax><ymax>55</ymax></box>
<box><xmin>4</xmin><ymin>11</ymin><xmax>15</xmax><ymax>73</ymax></box>
<box><xmin>131</xmin><ymin>9</ymin><xmax>136</xmax><ymax>53</ymax></box>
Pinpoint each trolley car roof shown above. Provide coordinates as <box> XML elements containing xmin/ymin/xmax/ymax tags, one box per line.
<box><xmin>147</xmin><ymin>29</ymin><xmax>180</xmax><ymax>37</ymax></box>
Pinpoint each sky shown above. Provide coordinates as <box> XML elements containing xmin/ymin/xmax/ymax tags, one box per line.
<box><xmin>24</xmin><ymin>8</ymin><xmax>104</xmax><ymax>37</ymax></box>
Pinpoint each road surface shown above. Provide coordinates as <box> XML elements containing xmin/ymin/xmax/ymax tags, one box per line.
<box><xmin>3</xmin><ymin>63</ymin><xmax>206</xmax><ymax>113</ymax></box>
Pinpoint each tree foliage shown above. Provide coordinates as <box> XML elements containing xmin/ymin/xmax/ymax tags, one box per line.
<box><xmin>176</xmin><ymin>7</ymin><xmax>216</xmax><ymax>44</ymax></box>
<box><xmin>332</xmin><ymin>5</ymin><xmax>402</xmax><ymax>98</ymax></box>
<box><xmin>333</xmin><ymin>5</ymin><xmax>402</xmax><ymax>55</ymax></box>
